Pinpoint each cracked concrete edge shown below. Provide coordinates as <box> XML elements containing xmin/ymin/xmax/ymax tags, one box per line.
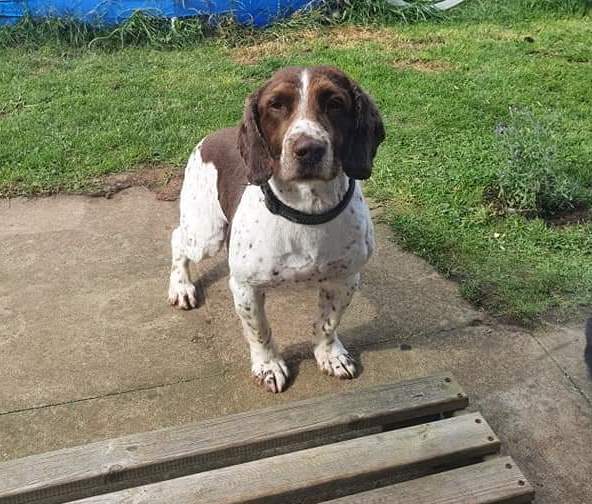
<box><xmin>532</xmin><ymin>320</ymin><xmax>592</xmax><ymax>407</ymax></box>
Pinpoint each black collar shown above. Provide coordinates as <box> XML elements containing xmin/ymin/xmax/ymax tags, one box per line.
<box><xmin>260</xmin><ymin>178</ymin><xmax>356</xmax><ymax>225</ymax></box>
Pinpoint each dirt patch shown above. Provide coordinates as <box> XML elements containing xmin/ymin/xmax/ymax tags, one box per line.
<box><xmin>230</xmin><ymin>26</ymin><xmax>444</xmax><ymax>65</ymax></box>
<box><xmin>231</xmin><ymin>38</ymin><xmax>299</xmax><ymax>65</ymax></box>
<box><xmin>391</xmin><ymin>58</ymin><xmax>455</xmax><ymax>73</ymax></box>
<box><xmin>546</xmin><ymin>206</ymin><xmax>592</xmax><ymax>227</ymax></box>
<box><xmin>88</xmin><ymin>164</ymin><xmax>184</xmax><ymax>201</ymax></box>
<box><xmin>0</xmin><ymin>100</ymin><xmax>24</xmax><ymax>119</ymax></box>
<box><xmin>324</xmin><ymin>26</ymin><xmax>444</xmax><ymax>50</ymax></box>
<box><xmin>479</xmin><ymin>27</ymin><xmax>521</xmax><ymax>42</ymax></box>
<box><xmin>527</xmin><ymin>48</ymin><xmax>592</xmax><ymax>65</ymax></box>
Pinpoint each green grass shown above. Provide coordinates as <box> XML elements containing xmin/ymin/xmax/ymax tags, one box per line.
<box><xmin>1</xmin><ymin>0</ymin><xmax>591</xmax><ymax>322</ymax></box>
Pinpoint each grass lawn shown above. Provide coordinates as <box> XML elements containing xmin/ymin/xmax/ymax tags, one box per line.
<box><xmin>1</xmin><ymin>0</ymin><xmax>591</xmax><ymax>322</ymax></box>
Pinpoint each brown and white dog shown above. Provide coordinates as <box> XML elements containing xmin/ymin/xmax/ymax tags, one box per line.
<box><xmin>168</xmin><ymin>66</ymin><xmax>385</xmax><ymax>392</ymax></box>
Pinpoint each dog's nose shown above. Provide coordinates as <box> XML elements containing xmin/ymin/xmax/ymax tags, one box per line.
<box><xmin>293</xmin><ymin>137</ymin><xmax>327</xmax><ymax>164</ymax></box>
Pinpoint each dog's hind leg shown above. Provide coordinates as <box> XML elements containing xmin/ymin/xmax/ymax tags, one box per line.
<box><xmin>168</xmin><ymin>147</ymin><xmax>227</xmax><ymax>310</ymax></box>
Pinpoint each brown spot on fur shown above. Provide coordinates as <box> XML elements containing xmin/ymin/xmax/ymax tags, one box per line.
<box><xmin>201</xmin><ymin>127</ymin><xmax>248</xmax><ymax>222</ymax></box>
<box><xmin>251</xmin><ymin>67</ymin><xmax>302</xmax><ymax>175</ymax></box>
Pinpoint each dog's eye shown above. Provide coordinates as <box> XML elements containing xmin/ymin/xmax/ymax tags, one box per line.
<box><xmin>326</xmin><ymin>96</ymin><xmax>345</xmax><ymax>112</ymax></box>
<box><xmin>269</xmin><ymin>98</ymin><xmax>285</xmax><ymax>111</ymax></box>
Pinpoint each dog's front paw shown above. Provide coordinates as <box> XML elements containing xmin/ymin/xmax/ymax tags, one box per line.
<box><xmin>168</xmin><ymin>281</ymin><xmax>199</xmax><ymax>310</ymax></box>
<box><xmin>314</xmin><ymin>340</ymin><xmax>357</xmax><ymax>379</ymax></box>
<box><xmin>252</xmin><ymin>358</ymin><xmax>290</xmax><ymax>393</ymax></box>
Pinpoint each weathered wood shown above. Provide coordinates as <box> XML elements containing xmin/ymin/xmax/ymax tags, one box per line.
<box><xmin>0</xmin><ymin>373</ymin><xmax>466</xmax><ymax>504</ymax></box>
<box><xmin>75</xmin><ymin>413</ymin><xmax>499</xmax><ymax>504</ymax></box>
<box><xmin>323</xmin><ymin>456</ymin><xmax>534</xmax><ymax>504</ymax></box>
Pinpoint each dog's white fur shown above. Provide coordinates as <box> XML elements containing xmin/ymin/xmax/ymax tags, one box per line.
<box><xmin>168</xmin><ymin>69</ymin><xmax>376</xmax><ymax>392</ymax></box>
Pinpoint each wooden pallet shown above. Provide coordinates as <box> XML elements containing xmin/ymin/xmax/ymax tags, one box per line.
<box><xmin>0</xmin><ymin>372</ymin><xmax>534</xmax><ymax>504</ymax></box>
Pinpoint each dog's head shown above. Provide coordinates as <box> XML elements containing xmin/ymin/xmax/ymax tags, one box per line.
<box><xmin>238</xmin><ymin>66</ymin><xmax>385</xmax><ymax>185</ymax></box>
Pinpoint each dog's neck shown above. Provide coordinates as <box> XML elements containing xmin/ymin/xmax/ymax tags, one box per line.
<box><xmin>268</xmin><ymin>173</ymin><xmax>350</xmax><ymax>215</ymax></box>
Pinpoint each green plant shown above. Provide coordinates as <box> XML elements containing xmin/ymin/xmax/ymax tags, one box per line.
<box><xmin>87</xmin><ymin>12</ymin><xmax>209</xmax><ymax>49</ymax></box>
<box><xmin>486</xmin><ymin>108</ymin><xmax>588</xmax><ymax>218</ymax></box>
<box><xmin>0</xmin><ymin>12</ymin><xmax>213</xmax><ymax>50</ymax></box>
<box><xmin>0</xmin><ymin>14</ymin><xmax>99</xmax><ymax>48</ymax></box>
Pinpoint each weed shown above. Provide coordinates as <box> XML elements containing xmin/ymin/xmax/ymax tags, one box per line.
<box><xmin>0</xmin><ymin>12</ymin><xmax>213</xmax><ymax>49</ymax></box>
<box><xmin>486</xmin><ymin>108</ymin><xmax>589</xmax><ymax>218</ymax></box>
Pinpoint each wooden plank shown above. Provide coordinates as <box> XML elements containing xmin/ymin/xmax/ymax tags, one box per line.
<box><xmin>0</xmin><ymin>373</ymin><xmax>467</xmax><ymax>504</ymax></box>
<box><xmin>74</xmin><ymin>412</ymin><xmax>499</xmax><ymax>504</ymax></box>
<box><xmin>323</xmin><ymin>456</ymin><xmax>534</xmax><ymax>504</ymax></box>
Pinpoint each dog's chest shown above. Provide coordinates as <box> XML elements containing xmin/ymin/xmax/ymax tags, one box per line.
<box><xmin>228</xmin><ymin>186</ymin><xmax>374</xmax><ymax>286</ymax></box>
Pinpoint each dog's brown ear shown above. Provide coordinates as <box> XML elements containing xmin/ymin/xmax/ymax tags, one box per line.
<box><xmin>342</xmin><ymin>82</ymin><xmax>385</xmax><ymax>180</ymax></box>
<box><xmin>238</xmin><ymin>89</ymin><xmax>273</xmax><ymax>185</ymax></box>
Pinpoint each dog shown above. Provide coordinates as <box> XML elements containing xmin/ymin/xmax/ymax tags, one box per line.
<box><xmin>168</xmin><ymin>66</ymin><xmax>385</xmax><ymax>392</ymax></box>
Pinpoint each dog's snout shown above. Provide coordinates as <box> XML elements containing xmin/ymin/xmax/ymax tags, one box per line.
<box><xmin>293</xmin><ymin>136</ymin><xmax>327</xmax><ymax>165</ymax></box>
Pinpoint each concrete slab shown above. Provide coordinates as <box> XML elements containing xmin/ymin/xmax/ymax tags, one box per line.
<box><xmin>0</xmin><ymin>188</ymin><xmax>481</xmax><ymax>413</ymax></box>
<box><xmin>1</xmin><ymin>188</ymin><xmax>591</xmax><ymax>503</ymax></box>
<box><xmin>533</xmin><ymin>322</ymin><xmax>592</xmax><ymax>404</ymax></box>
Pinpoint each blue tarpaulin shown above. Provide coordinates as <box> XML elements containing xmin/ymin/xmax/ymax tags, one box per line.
<box><xmin>0</xmin><ymin>0</ymin><xmax>313</xmax><ymax>27</ymax></box>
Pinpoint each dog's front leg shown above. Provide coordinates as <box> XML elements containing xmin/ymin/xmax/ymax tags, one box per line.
<box><xmin>168</xmin><ymin>228</ymin><xmax>199</xmax><ymax>309</ymax></box>
<box><xmin>313</xmin><ymin>274</ymin><xmax>359</xmax><ymax>379</ymax></box>
<box><xmin>229</xmin><ymin>277</ymin><xmax>289</xmax><ymax>393</ymax></box>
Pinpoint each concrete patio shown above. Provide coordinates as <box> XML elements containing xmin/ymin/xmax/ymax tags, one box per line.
<box><xmin>1</xmin><ymin>187</ymin><xmax>591</xmax><ymax>503</ymax></box>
